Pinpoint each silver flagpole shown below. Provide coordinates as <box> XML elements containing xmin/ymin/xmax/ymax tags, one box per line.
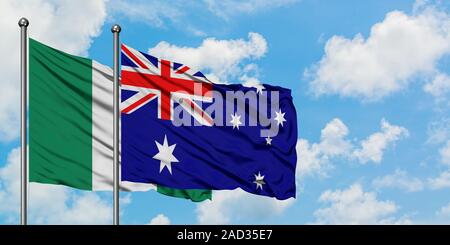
<box><xmin>111</xmin><ymin>24</ymin><xmax>121</xmax><ymax>226</ymax></box>
<box><xmin>19</xmin><ymin>17</ymin><xmax>29</xmax><ymax>226</ymax></box>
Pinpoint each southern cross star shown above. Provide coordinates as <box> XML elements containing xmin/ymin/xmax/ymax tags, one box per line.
<box><xmin>254</xmin><ymin>83</ymin><xmax>265</xmax><ymax>94</ymax></box>
<box><xmin>230</xmin><ymin>112</ymin><xmax>242</xmax><ymax>130</ymax></box>
<box><xmin>153</xmin><ymin>134</ymin><xmax>179</xmax><ymax>175</ymax></box>
<box><xmin>265</xmin><ymin>136</ymin><xmax>272</xmax><ymax>145</ymax></box>
<box><xmin>274</xmin><ymin>109</ymin><xmax>287</xmax><ymax>127</ymax></box>
<box><xmin>253</xmin><ymin>172</ymin><xmax>266</xmax><ymax>190</ymax></box>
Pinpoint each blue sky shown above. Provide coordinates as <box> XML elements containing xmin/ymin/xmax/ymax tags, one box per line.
<box><xmin>1</xmin><ymin>0</ymin><xmax>450</xmax><ymax>224</ymax></box>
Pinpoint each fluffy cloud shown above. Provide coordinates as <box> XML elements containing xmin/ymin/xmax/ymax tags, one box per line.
<box><xmin>306</xmin><ymin>5</ymin><xmax>450</xmax><ymax>101</ymax></box>
<box><xmin>372</xmin><ymin>169</ymin><xmax>424</xmax><ymax>192</ymax></box>
<box><xmin>0</xmin><ymin>148</ymin><xmax>22</xmax><ymax>215</ymax></box>
<box><xmin>428</xmin><ymin>170</ymin><xmax>450</xmax><ymax>189</ymax></box>
<box><xmin>196</xmin><ymin>189</ymin><xmax>294</xmax><ymax>224</ymax></box>
<box><xmin>32</xmin><ymin>189</ymin><xmax>111</xmax><ymax>225</ymax></box>
<box><xmin>424</xmin><ymin>73</ymin><xmax>450</xmax><ymax>98</ymax></box>
<box><xmin>424</xmin><ymin>139</ymin><xmax>450</xmax><ymax>191</ymax></box>
<box><xmin>297</xmin><ymin>118</ymin><xmax>408</xmax><ymax>178</ymax></box>
<box><xmin>318</xmin><ymin>118</ymin><xmax>352</xmax><ymax>156</ymax></box>
<box><xmin>108</xmin><ymin>1</ymin><xmax>296</xmax><ymax>35</ymax></box>
<box><xmin>313</xmin><ymin>183</ymin><xmax>410</xmax><ymax>224</ymax></box>
<box><xmin>439</xmin><ymin>140</ymin><xmax>450</xmax><ymax>165</ymax></box>
<box><xmin>427</xmin><ymin>119</ymin><xmax>450</xmax><ymax>174</ymax></box>
<box><xmin>296</xmin><ymin>139</ymin><xmax>329</xmax><ymax>178</ymax></box>
<box><xmin>437</xmin><ymin>202</ymin><xmax>450</xmax><ymax>217</ymax></box>
<box><xmin>204</xmin><ymin>0</ymin><xmax>297</xmax><ymax>19</ymax></box>
<box><xmin>0</xmin><ymin>148</ymin><xmax>112</xmax><ymax>224</ymax></box>
<box><xmin>0</xmin><ymin>0</ymin><xmax>107</xmax><ymax>141</ymax></box>
<box><xmin>352</xmin><ymin>119</ymin><xmax>409</xmax><ymax>164</ymax></box>
<box><xmin>427</xmin><ymin>117</ymin><xmax>450</xmax><ymax>144</ymax></box>
<box><xmin>296</xmin><ymin>118</ymin><xmax>350</xmax><ymax>178</ymax></box>
<box><xmin>148</xmin><ymin>214</ymin><xmax>171</xmax><ymax>225</ymax></box>
<box><xmin>108</xmin><ymin>0</ymin><xmax>182</xmax><ymax>28</ymax></box>
<box><xmin>149</xmin><ymin>32</ymin><xmax>267</xmax><ymax>83</ymax></box>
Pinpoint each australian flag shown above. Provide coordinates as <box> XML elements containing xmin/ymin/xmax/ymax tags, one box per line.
<box><xmin>120</xmin><ymin>44</ymin><xmax>297</xmax><ymax>200</ymax></box>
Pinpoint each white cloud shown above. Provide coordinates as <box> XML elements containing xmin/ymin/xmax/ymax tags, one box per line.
<box><xmin>372</xmin><ymin>169</ymin><xmax>424</xmax><ymax>192</ymax></box>
<box><xmin>313</xmin><ymin>183</ymin><xmax>410</xmax><ymax>224</ymax></box>
<box><xmin>439</xmin><ymin>140</ymin><xmax>450</xmax><ymax>165</ymax></box>
<box><xmin>0</xmin><ymin>0</ymin><xmax>107</xmax><ymax>141</ymax></box>
<box><xmin>437</xmin><ymin>202</ymin><xmax>450</xmax><ymax>217</ymax></box>
<box><xmin>204</xmin><ymin>0</ymin><xmax>298</xmax><ymax>20</ymax></box>
<box><xmin>240</xmin><ymin>63</ymin><xmax>267</xmax><ymax>90</ymax></box>
<box><xmin>318</xmin><ymin>118</ymin><xmax>352</xmax><ymax>156</ymax></box>
<box><xmin>352</xmin><ymin>119</ymin><xmax>409</xmax><ymax>164</ymax></box>
<box><xmin>148</xmin><ymin>214</ymin><xmax>171</xmax><ymax>225</ymax></box>
<box><xmin>108</xmin><ymin>0</ymin><xmax>182</xmax><ymax>28</ymax></box>
<box><xmin>196</xmin><ymin>189</ymin><xmax>295</xmax><ymax>224</ymax></box>
<box><xmin>424</xmin><ymin>73</ymin><xmax>450</xmax><ymax>98</ymax></box>
<box><xmin>427</xmin><ymin>117</ymin><xmax>450</xmax><ymax>144</ymax></box>
<box><xmin>296</xmin><ymin>139</ymin><xmax>330</xmax><ymax>178</ymax></box>
<box><xmin>297</xmin><ymin>118</ymin><xmax>408</xmax><ymax>179</ymax></box>
<box><xmin>241</xmin><ymin>75</ymin><xmax>264</xmax><ymax>90</ymax></box>
<box><xmin>296</xmin><ymin>118</ymin><xmax>350</xmax><ymax>178</ymax></box>
<box><xmin>0</xmin><ymin>148</ymin><xmax>22</xmax><ymax>215</ymax></box>
<box><xmin>0</xmin><ymin>148</ymin><xmax>112</xmax><ymax>224</ymax></box>
<box><xmin>35</xmin><ymin>190</ymin><xmax>111</xmax><ymax>225</ymax></box>
<box><xmin>149</xmin><ymin>32</ymin><xmax>267</xmax><ymax>83</ymax></box>
<box><xmin>306</xmin><ymin>6</ymin><xmax>450</xmax><ymax>101</ymax></box>
<box><xmin>428</xmin><ymin>170</ymin><xmax>450</xmax><ymax>189</ymax></box>
<box><xmin>109</xmin><ymin>0</ymin><xmax>295</xmax><ymax>35</ymax></box>
<box><xmin>427</xmin><ymin>119</ymin><xmax>450</xmax><ymax>171</ymax></box>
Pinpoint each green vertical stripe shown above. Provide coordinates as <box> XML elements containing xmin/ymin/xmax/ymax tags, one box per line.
<box><xmin>157</xmin><ymin>186</ymin><xmax>212</xmax><ymax>202</ymax></box>
<box><xmin>29</xmin><ymin>38</ymin><xmax>93</xmax><ymax>190</ymax></box>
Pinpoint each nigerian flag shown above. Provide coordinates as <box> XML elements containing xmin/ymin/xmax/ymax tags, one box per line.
<box><xmin>29</xmin><ymin>38</ymin><xmax>211</xmax><ymax>202</ymax></box>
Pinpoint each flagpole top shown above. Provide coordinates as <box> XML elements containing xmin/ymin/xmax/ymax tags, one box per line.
<box><xmin>111</xmin><ymin>24</ymin><xmax>121</xmax><ymax>33</ymax></box>
<box><xmin>18</xmin><ymin>18</ymin><xmax>29</xmax><ymax>27</ymax></box>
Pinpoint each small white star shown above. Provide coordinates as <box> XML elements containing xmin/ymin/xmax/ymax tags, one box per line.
<box><xmin>153</xmin><ymin>135</ymin><xmax>179</xmax><ymax>174</ymax></box>
<box><xmin>230</xmin><ymin>112</ymin><xmax>242</xmax><ymax>130</ymax></box>
<box><xmin>254</xmin><ymin>84</ymin><xmax>265</xmax><ymax>94</ymax></box>
<box><xmin>243</xmin><ymin>80</ymin><xmax>265</xmax><ymax>94</ymax></box>
<box><xmin>265</xmin><ymin>136</ymin><xmax>272</xmax><ymax>145</ymax></box>
<box><xmin>274</xmin><ymin>109</ymin><xmax>287</xmax><ymax>127</ymax></box>
<box><xmin>253</xmin><ymin>172</ymin><xmax>266</xmax><ymax>190</ymax></box>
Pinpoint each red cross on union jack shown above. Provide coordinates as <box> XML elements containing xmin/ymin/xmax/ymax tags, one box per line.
<box><xmin>120</xmin><ymin>44</ymin><xmax>214</xmax><ymax>126</ymax></box>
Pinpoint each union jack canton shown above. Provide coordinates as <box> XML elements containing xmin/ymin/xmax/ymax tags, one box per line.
<box><xmin>121</xmin><ymin>44</ymin><xmax>213</xmax><ymax>126</ymax></box>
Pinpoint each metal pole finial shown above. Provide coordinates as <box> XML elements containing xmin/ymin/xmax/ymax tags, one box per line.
<box><xmin>111</xmin><ymin>24</ymin><xmax>121</xmax><ymax>33</ymax></box>
<box><xmin>18</xmin><ymin>17</ymin><xmax>29</xmax><ymax>27</ymax></box>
